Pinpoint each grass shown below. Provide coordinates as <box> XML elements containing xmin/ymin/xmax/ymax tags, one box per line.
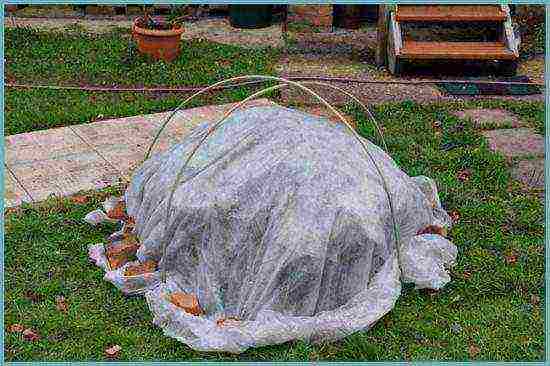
<box><xmin>4</xmin><ymin>22</ymin><xmax>545</xmax><ymax>361</ymax></box>
<box><xmin>5</xmin><ymin>98</ymin><xmax>544</xmax><ymax>361</ymax></box>
<box><xmin>5</xmin><ymin>26</ymin><xmax>280</xmax><ymax>135</ymax></box>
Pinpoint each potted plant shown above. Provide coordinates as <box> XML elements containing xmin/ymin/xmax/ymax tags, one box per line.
<box><xmin>132</xmin><ymin>6</ymin><xmax>186</xmax><ymax>63</ymax></box>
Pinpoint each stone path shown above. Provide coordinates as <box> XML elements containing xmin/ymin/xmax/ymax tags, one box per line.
<box><xmin>4</xmin><ymin>99</ymin><xmax>275</xmax><ymax>207</ymax></box>
<box><xmin>452</xmin><ymin>108</ymin><xmax>545</xmax><ymax>196</ymax></box>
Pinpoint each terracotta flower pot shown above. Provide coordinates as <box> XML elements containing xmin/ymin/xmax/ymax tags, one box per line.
<box><xmin>132</xmin><ymin>18</ymin><xmax>184</xmax><ymax>63</ymax></box>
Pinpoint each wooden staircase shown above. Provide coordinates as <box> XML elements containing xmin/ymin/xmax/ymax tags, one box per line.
<box><xmin>386</xmin><ymin>5</ymin><xmax>519</xmax><ymax>75</ymax></box>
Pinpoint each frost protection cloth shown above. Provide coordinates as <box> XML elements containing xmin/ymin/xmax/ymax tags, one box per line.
<box><xmin>87</xmin><ymin>105</ymin><xmax>457</xmax><ymax>353</ymax></box>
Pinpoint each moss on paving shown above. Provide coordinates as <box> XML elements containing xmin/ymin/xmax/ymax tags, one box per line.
<box><xmin>5</xmin><ymin>99</ymin><xmax>544</xmax><ymax>361</ymax></box>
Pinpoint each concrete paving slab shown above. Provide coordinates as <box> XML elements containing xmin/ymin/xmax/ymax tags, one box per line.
<box><xmin>481</xmin><ymin>128</ymin><xmax>545</xmax><ymax>159</ymax></box>
<box><xmin>70</xmin><ymin>113</ymin><xmax>163</xmax><ymax>176</ymax></box>
<box><xmin>8</xmin><ymin>151</ymin><xmax>121</xmax><ymax>203</ymax></box>
<box><xmin>4</xmin><ymin>99</ymin><xmax>277</xmax><ymax>206</ymax></box>
<box><xmin>4</xmin><ymin>168</ymin><xmax>33</xmax><ymax>208</ymax></box>
<box><xmin>173</xmin><ymin>98</ymin><xmax>277</xmax><ymax>124</ymax></box>
<box><xmin>70</xmin><ymin>100</ymin><xmax>275</xmax><ymax>176</ymax></box>
<box><xmin>511</xmin><ymin>158</ymin><xmax>545</xmax><ymax>190</ymax></box>
<box><xmin>5</xmin><ymin>126</ymin><xmax>90</xmax><ymax>166</ymax></box>
<box><xmin>453</xmin><ymin>108</ymin><xmax>522</xmax><ymax>129</ymax></box>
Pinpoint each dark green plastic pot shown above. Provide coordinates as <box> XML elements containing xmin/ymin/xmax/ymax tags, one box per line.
<box><xmin>229</xmin><ymin>5</ymin><xmax>272</xmax><ymax>29</ymax></box>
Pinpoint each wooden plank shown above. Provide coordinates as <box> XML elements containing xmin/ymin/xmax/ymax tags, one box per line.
<box><xmin>400</xmin><ymin>41</ymin><xmax>516</xmax><ymax>60</ymax></box>
<box><xmin>396</xmin><ymin>5</ymin><xmax>506</xmax><ymax>22</ymax></box>
<box><xmin>375</xmin><ymin>5</ymin><xmax>388</xmax><ymax>66</ymax></box>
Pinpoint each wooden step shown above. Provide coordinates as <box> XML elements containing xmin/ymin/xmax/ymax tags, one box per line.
<box><xmin>399</xmin><ymin>41</ymin><xmax>516</xmax><ymax>60</ymax></box>
<box><xmin>396</xmin><ymin>5</ymin><xmax>507</xmax><ymax>22</ymax></box>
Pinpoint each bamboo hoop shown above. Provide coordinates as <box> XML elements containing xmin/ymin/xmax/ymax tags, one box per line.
<box><xmin>144</xmin><ymin>75</ymin><xmax>388</xmax><ymax>160</ymax></box>
<box><xmin>151</xmin><ymin>76</ymin><xmax>400</xmax><ymax>289</ymax></box>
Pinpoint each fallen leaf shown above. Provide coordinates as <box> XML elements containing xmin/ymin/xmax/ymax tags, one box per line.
<box><xmin>383</xmin><ymin>316</ymin><xmax>393</xmax><ymax>328</ymax></box>
<box><xmin>24</xmin><ymin>290</ymin><xmax>43</xmax><ymax>303</ymax></box>
<box><xmin>520</xmin><ymin>335</ymin><xmax>531</xmax><ymax>345</ymax></box>
<box><xmin>504</xmin><ymin>250</ymin><xmax>518</xmax><ymax>265</ymax></box>
<box><xmin>56</xmin><ymin>296</ymin><xmax>68</xmax><ymax>313</ymax></box>
<box><xmin>423</xmin><ymin>288</ymin><xmax>439</xmax><ymax>297</ymax></box>
<box><xmin>530</xmin><ymin>294</ymin><xmax>540</xmax><ymax>306</ymax></box>
<box><xmin>122</xmin><ymin>217</ymin><xmax>136</xmax><ymax>235</ymax></box>
<box><xmin>105</xmin><ymin>344</ymin><xmax>122</xmax><ymax>359</ymax></box>
<box><xmin>216</xmin><ymin>60</ymin><xmax>231</xmax><ymax>67</ymax></box>
<box><xmin>462</xmin><ymin>271</ymin><xmax>472</xmax><ymax>280</ymax></box>
<box><xmin>7</xmin><ymin>324</ymin><xmax>25</xmax><ymax>333</ymax></box>
<box><xmin>216</xmin><ymin>316</ymin><xmax>240</xmax><ymax>327</ymax></box>
<box><xmin>22</xmin><ymin>328</ymin><xmax>40</xmax><ymax>342</ymax></box>
<box><xmin>457</xmin><ymin>169</ymin><xmax>472</xmax><ymax>182</ymax></box>
<box><xmin>468</xmin><ymin>344</ymin><xmax>480</xmax><ymax>358</ymax></box>
<box><xmin>5</xmin><ymin>207</ymin><xmax>20</xmax><ymax>215</ymax></box>
<box><xmin>47</xmin><ymin>331</ymin><xmax>68</xmax><ymax>342</ymax></box>
<box><xmin>70</xmin><ymin>195</ymin><xmax>89</xmax><ymax>204</ymax></box>
<box><xmin>450</xmin><ymin>211</ymin><xmax>460</xmax><ymax>223</ymax></box>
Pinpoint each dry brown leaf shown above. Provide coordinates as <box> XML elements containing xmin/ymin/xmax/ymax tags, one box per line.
<box><xmin>216</xmin><ymin>316</ymin><xmax>240</xmax><ymax>327</ymax></box>
<box><xmin>450</xmin><ymin>211</ymin><xmax>460</xmax><ymax>223</ymax></box>
<box><xmin>531</xmin><ymin>294</ymin><xmax>541</xmax><ymax>306</ymax></box>
<box><xmin>462</xmin><ymin>271</ymin><xmax>472</xmax><ymax>280</ymax></box>
<box><xmin>7</xmin><ymin>324</ymin><xmax>25</xmax><ymax>333</ymax></box>
<box><xmin>457</xmin><ymin>169</ymin><xmax>472</xmax><ymax>182</ymax></box>
<box><xmin>24</xmin><ymin>290</ymin><xmax>43</xmax><ymax>303</ymax></box>
<box><xmin>56</xmin><ymin>296</ymin><xmax>68</xmax><ymax>313</ymax></box>
<box><xmin>22</xmin><ymin>328</ymin><xmax>40</xmax><ymax>342</ymax></box>
<box><xmin>5</xmin><ymin>207</ymin><xmax>20</xmax><ymax>215</ymax></box>
<box><xmin>468</xmin><ymin>344</ymin><xmax>480</xmax><ymax>358</ymax></box>
<box><xmin>423</xmin><ymin>288</ymin><xmax>439</xmax><ymax>297</ymax></box>
<box><xmin>504</xmin><ymin>250</ymin><xmax>518</xmax><ymax>265</ymax></box>
<box><xmin>70</xmin><ymin>195</ymin><xmax>89</xmax><ymax>204</ymax></box>
<box><xmin>105</xmin><ymin>344</ymin><xmax>122</xmax><ymax>359</ymax></box>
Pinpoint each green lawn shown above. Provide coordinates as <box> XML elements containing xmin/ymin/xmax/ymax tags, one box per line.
<box><xmin>5</xmin><ymin>26</ymin><xmax>280</xmax><ymax>135</ymax></box>
<box><xmin>5</xmin><ymin>98</ymin><xmax>544</xmax><ymax>361</ymax></box>
<box><xmin>4</xmin><ymin>24</ymin><xmax>545</xmax><ymax>361</ymax></box>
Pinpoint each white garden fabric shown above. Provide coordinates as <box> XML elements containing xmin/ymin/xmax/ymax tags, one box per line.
<box><xmin>86</xmin><ymin>105</ymin><xmax>457</xmax><ymax>353</ymax></box>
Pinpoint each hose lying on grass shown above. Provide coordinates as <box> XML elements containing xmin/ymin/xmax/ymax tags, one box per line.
<box><xmin>5</xmin><ymin>75</ymin><xmax>544</xmax><ymax>93</ymax></box>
